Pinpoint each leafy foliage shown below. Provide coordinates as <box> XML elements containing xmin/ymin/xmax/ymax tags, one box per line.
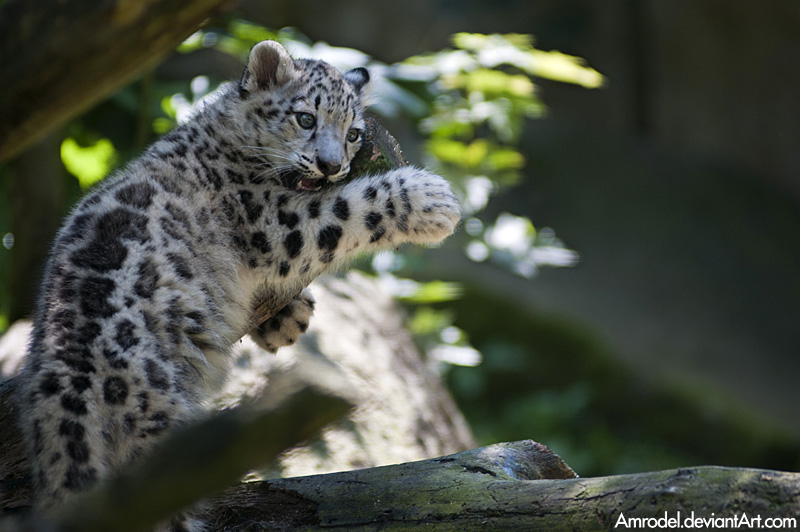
<box><xmin>384</xmin><ymin>33</ymin><xmax>599</xmax><ymax>278</ymax></box>
<box><xmin>400</xmin><ymin>32</ymin><xmax>602</xmax><ymax>183</ymax></box>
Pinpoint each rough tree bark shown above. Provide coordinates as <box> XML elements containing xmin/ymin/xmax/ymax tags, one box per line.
<box><xmin>0</xmin><ymin>0</ymin><xmax>237</xmax><ymax>162</ymax></box>
<box><xmin>203</xmin><ymin>446</ymin><xmax>799</xmax><ymax>531</ymax></box>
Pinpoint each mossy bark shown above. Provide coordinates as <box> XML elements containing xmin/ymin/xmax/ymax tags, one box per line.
<box><xmin>202</xmin><ymin>453</ymin><xmax>798</xmax><ymax>531</ymax></box>
<box><xmin>2</xmin><ymin>370</ymin><xmax>799</xmax><ymax>532</ymax></box>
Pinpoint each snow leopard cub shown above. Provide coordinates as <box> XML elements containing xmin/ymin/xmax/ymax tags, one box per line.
<box><xmin>18</xmin><ymin>40</ymin><xmax>460</xmax><ymax>529</ymax></box>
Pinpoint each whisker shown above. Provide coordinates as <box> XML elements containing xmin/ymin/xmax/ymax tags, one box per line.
<box><xmin>240</xmin><ymin>145</ymin><xmax>294</xmax><ymax>160</ymax></box>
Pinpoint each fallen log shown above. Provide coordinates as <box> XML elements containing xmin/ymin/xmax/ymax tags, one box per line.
<box><xmin>199</xmin><ymin>443</ymin><xmax>800</xmax><ymax>531</ymax></box>
<box><xmin>4</xmin><ymin>415</ymin><xmax>799</xmax><ymax>532</ymax></box>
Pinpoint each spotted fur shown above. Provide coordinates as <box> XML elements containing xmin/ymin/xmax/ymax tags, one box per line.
<box><xmin>17</xmin><ymin>41</ymin><xmax>460</xmax><ymax>530</ymax></box>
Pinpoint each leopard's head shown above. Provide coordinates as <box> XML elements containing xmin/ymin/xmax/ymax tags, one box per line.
<box><xmin>235</xmin><ymin>40</ymin><xmax>370</xmax><ymax>192</ymax></box>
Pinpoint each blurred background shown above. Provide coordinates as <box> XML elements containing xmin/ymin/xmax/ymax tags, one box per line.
<box><xmin>2</xmin><ymin>0</ymin><xmax>799</xmax><ymax>476</ymax></box>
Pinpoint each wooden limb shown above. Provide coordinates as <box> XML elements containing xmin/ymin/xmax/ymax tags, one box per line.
<box><xmin>0</xmin><ymin>0</ymin><xmax>237</xmax><ymax>162</ymax></box>
<box><xmin>198</xmin><ymin>444</ymin><xmax>800</xmax><ymax>531</ymax></box>
<box><xmin>4</xmin><ymin>376</ymin><xmax>800</xmax><ymax>532</ymax></box>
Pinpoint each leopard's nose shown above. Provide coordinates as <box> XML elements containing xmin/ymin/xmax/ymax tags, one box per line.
<box><xmin>316</xmin><ymin>157</ymin><xmax>341</xmax><ymax>177</ymax></box>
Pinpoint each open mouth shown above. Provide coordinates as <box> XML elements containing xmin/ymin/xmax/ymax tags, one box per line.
<box><xmin>296</xmin><ymin>177</ymin><xmax>323</xmax><ymax>192</ymax></box>
<box><xmin>278</xmin><ymin>169</ymin><xmax>324</xmax><ymax>192</ymax></box>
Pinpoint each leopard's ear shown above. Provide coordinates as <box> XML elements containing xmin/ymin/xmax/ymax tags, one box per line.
<box><xmin>242</xmin><ymin>40</ymin><xmax>296</xmax><ymax>92</ymax></box>
<box><xmin>344</xmin><ymin>67</ymin><xmax>371</xmax><ymax>97</ymax></box>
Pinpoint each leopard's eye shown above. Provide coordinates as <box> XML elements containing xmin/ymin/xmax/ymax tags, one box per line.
<box><xmin>296</xmin><ymin>113</ymin><xmax>316</xmax><ymax>129</ymax></box>
<box><xmin>347</xmin><ymin>128</ymin><xmax>361</xmax><ymax>143</ymax></box>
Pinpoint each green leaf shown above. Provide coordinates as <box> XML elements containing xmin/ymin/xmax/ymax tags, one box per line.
<box><xmin>444</xmin><ymin>70</ymin><xmax>535</xmax><ymax>98</ymax></box>
<box><xmin>452</xmin><ymin>32</ymin><xmax>535</xmax><ymax>53</ymax></box>
<box><xmin>177</xmin><ymin>31</ymin><xmax>205</xmax><ymax>53</ymax></box>
<box><xmin>229</xmin><ymin>19</ymin><xmax>277</xmax><ymax>45</ymax></box>
<box><xmin>217</xmin><ymin>24</ymin><xmax>277</xmax><ymax>60</ymax></box>
<box><xmin>152</xmin><ymin>117</ymin><xmax>175</xmax><ymax>135</ymax></box>
<box><xmin>451</xmin><ymin>32</ymin><xmax>605</xmax><ymax>89</ymax></box>
<box><xmin>60</xmin><ymin>137</ymin><xmax>116</xmax><ymax>189</ymax></box>
<box><xmin>427</xmin><ymin>138</ymin><xmax>469</xmax><ymax>166</ymax></box>
<box><xmin>487</xmin><ymin>147</ymin><xmax>525</xmax><ymax>171</ymax></box>
<box><xmin>408</xmin><ymin>307</ymin><xmax>453</xmax><ymax>336</ymax></box>
<box><xmin>528</xmin><ymin>49</ymin><xmax>605</xmax><ymax>89</ymax></box>
<box><xmin>400</xmin><ymin>280</ymin><xmax>464</xmax><ymax>303</ymax></box>
<box><xmin>160</xmin><ymin>95</ymin><xmax>178</xmax><ymax>120</ymax></box>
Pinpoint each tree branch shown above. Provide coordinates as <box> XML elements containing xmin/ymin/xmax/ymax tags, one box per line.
<box><xmin>201</xmin><ymin>440</ymin><xmax>580</xmax><ymax>530</ymax></box>
<box><xmin>4</xmin><ymin>382</ymin><xmax>800</xmax><ymax>532</ymax></box>
<box><xmin>200</xmin><ymin>451</ymin><xmax>799</xmax><ymax>531</ymax></box>
<box><xmin>0</xmin><ymin>0</ymin><xmax>237</xmax><ymax>162</ymax></box>
<box><xmin>195</xmin><ymin>444</ymin><xmax>800</xmax><ymax>531</ymax></box>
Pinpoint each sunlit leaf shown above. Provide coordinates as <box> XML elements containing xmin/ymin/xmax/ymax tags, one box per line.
<box><xmin>230</xmin><ymin>19</ymin><xmax>277</xmax><ymax>45</ymax></box>
<box><xmin>400</xmin><ymin>280</ymin><xmax>464</xmax><ymax>303</ymax></box>
<box><xmin>450</xmin><ymin>32</ymin><xmax>605</xmax><ymax>89</ymax></box>
<box><xmin>177</xmin><ymin>31</ymin><xmax>205</xmax><ymax>53</ymax></box>
<box><xmin>443</xmin><ymin>70</ymin><xmax>535</xmax><ymax>98</ymax></box>
<box><xmin>60</xmin><ymin>137</ymin><xmax>116</xmax><ymax>189</ymax></box>
<box><xmin>486</xmin><ymin>212</ymin><xmax>536</xmax><ymax>256</ymax></box>
<box><xmin>452</xmin><ymin>32</ymin><xmax>535</xmax><ymax>53</ymax></box>
<box><xmin>429</xmin><ymin>344</ymin><xmax>483</xmax><ymax>367</ymax></box>
<box><xmin>528</xmin><ymin>49</ymin><xmax>605</xmax><ymax>89</ymax></box>
<box><xmin>463</xmin><ymin>139</ymin><xmax>489</xmax><ymax>168</ymax></box>
<box><xmin>160</xmin><ymin>95</ymin><xmax>178</xmax><ymax>120</ymax></box>
<box><xmin>152</xmin><ymin>117</ymin><xmax>175</xmax><ymax>135</ymax></box>
<box><xmin>411</xmin><ymin>49</ymin><xmax>477</xmax><ymax>76</ymax></box>
<box><xmin>216</xmin><ymin>20</ymin><xmax>279</xmax><ymax>59</ymax></box>
<box><xmin>487</xmin><ymin>147</ymin><xmax>525</xmax><ymax>171</ymax></box>
<box><xmin>423</xmin><ymin>117</ymin><xmax>474</xmax><ymax>140</ymax></box>
<box><xmin>408</xmin><ymin>307</ymin><xmax>453</xmax><ymax>336</ymax></box>
<box><xmin>427</xmin><ymin>138</ymin><xmax>469</xmax><ymax>166</ymax></box>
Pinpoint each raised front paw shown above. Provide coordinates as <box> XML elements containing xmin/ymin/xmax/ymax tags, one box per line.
<box><xmin>249</xmin><ymin>288</ymin><xmax>315</xmax><ymax>352</ymax></box>
<box><xmin>387</xmin><ymin>166</ymin><xmax>461</xmax><ymax>245</ymax></box>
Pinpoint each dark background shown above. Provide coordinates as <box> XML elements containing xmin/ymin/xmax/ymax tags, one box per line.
<box><xmin>249</xmin><ymin>0</ymin><xmax>800</xmax><ymax>473</ymax></box>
